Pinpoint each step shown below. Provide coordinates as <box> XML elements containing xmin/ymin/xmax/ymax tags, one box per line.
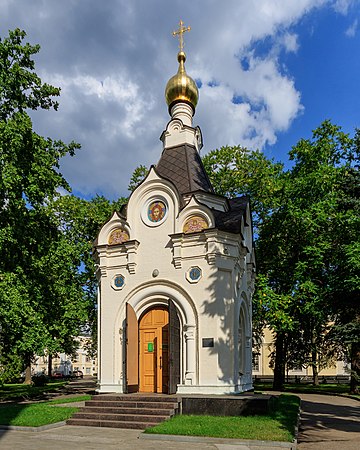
<box><xmin>67</xmin><ymin>394</ymin><xmax>181</xmax><ymax>430</ymax></box>
<box><xmin>93</xmin><ymin>395</ymin><xmax>180</xmax><ymax>403</ymax></box>
<box><xmin>72</xmin><ymin>412</ymin><xmax>169</xmax><ymax>422</ymax></box>
<box><xmin>85</xmin><ymin>400</ymin><xmax>177</xmax><ymax>409</ymax></box>
<box><xmin>66</xmin><ymin>418</ymin><xmax>157</xmax><ymax>429</ymax></box>
<box><xmin>78</xmin><ymin>406</ymin><xmax>175</xmax><ymax>416</ymax></box>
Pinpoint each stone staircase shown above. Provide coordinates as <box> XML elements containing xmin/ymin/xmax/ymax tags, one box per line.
<box><xmin>66</xmin><ymin>394</ymin><xmax>181</xmax><ymax>429</ymax></box>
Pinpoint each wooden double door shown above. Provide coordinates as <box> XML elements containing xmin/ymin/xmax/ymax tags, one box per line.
<box><xmin>139</xmin><ymin>307</ymin><xmax>169</xmax><ymax>393</ymax></box>
<box><xmin>126</xmin><ymin>301</ymin><xmax>180</xmax><ymax>394</ymax></box>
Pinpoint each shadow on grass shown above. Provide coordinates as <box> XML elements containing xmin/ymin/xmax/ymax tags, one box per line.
<box><xmin>0</xmin><ymin>381</ymin><xmax>68</xmax><ymax>402</ymax></box>
<box><xmin>254</xmin><ymin>382</ymin><xmax>351</xmax><ymax>395</ymax></box>
<box><xmin>268</xmin><ymin>394</ymin><xmax>300</xmax><ymax>438</ymax></box>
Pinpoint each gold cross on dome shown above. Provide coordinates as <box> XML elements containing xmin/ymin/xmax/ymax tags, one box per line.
<box><xmin>172</xmin><ymin>20</ymin><xmax>191</xmax><ymax>52</ymax></box>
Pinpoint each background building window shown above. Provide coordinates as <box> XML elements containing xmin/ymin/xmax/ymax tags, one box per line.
<box><xmin>252</xmin><ymin>353</ymin><xmax>260</xmax><ymax>372</ymax></box>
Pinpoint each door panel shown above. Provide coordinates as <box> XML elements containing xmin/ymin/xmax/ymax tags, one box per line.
<box><xmin>169</xmin><ymin>299</ymin><xmax>180</xmax><ymax>394</ymax></box>
<box><xmin>161</xmin><ymin>325</ymin><xmax>169</xmax><ymax>393</ymax></box>
<box><xmin>126</xmin><ymin>303</ymin><xmax>138</xmax><ymax>393</ymax></box>
<box><xmin>141</xmin><ymin>330</ymin><xmax>157</xmax><ymax>392</ymax></box>
<box><xmin>139</xmin><ymin>307</ymin><xmax>169</xmax><ymax>393</ymax></box>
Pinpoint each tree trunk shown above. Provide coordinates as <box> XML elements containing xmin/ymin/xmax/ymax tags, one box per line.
<box><xmin>23</xmin><ymin>354</ymin><xmax>32</xmax><ymax>385</ymax></box>
<box><xmin>48</xmin><ymin>354</ymin><xmax>53</xmax><ymax>377</ymax></box>
<box><xmin>350</xmin><ymin>342</ymin><xmax>360</xmax><ymax>394</ymax></box>
<box><xmin>311</xmin><ymin>348</ymin><xmax>319</xmax><ymax>386</ymax></box>
<box><xmin>273</xmin><ymin>332</ymin><xmax>286</xmax><ymax>390</ymax></box>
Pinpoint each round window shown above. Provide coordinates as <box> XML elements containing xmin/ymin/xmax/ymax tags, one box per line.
<box><xmin>141</xmin><ymin>197</ymin><xmax>168</xmax><ymax>227</ymax></box>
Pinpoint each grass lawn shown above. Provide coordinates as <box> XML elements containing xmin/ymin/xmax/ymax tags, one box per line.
<box><xmin>46</xmin><ymin>394</ymin><xmax>92</xmax><ymax>405</ymax></box>
<box><xmin>0</xmin><ymin>381</ymin><xmax>68</xmax><ymax>401</ymax></box>
<box><xmin>145</xmin><ymin>394</ymin><xmax>300</xmax><ymax>442</ymax></box>
<box><xmin>0</xmin><ymin>403</ymin><xmax>78</xmax><ymax>427</ymax></box>
<box><xmin>0</xmin><ymin>395</ymin><xmax>90</xmax><ymax>427</ymax></box>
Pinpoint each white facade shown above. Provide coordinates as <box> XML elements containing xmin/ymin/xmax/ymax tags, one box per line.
<box><xmin>94</xmin><ymin>48</ymin><xmax>255</xmax><ymax>395</ymax></box>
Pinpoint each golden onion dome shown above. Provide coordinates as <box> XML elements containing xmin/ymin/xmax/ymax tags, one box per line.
<box><xmin>165</xmin><ymin>51</ymin><xmax>199</xmax><ymax>113</ymax></box>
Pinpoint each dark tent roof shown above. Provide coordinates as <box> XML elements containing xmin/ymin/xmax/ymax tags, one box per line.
<box><xmin>156</xmin><ymin>144</ymin><xmax>214</xmax><ymax>195</ymax></box>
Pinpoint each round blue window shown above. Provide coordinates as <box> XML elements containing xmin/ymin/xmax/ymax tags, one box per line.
<box><xmin>189</xmin><ymin>267</ymin><xmax>201</xmax><ymax>281</ymax></box>
<box><xmin>114</xmin><ymin>274</ymin><xmax>125</xmax><ymax>288</ymax></box>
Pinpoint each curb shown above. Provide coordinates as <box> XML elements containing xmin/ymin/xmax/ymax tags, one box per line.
<box><xmin>0</xmin><ymin>421</ymin><xmax>66</xmax><ymax>432</ymax></box>
<box><xmin>140</xmin><ymin>433</ymin><xmax>296</xmax><ymax>449</ymax></box>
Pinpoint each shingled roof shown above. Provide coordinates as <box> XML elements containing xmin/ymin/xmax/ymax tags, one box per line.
<box><xmin>156</xmin><ymin>144</ymin><xmax>214</xmax><ymax>195</ymax></box>
<box><xmin>212</xmin><ymin>196</ymin><xmax>249</xmax><ymax>234</ymax></box>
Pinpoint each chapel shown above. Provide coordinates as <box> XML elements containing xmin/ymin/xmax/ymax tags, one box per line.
<box><xmin>94</xmin><ymin>22</ymin><xmax>255</xmax><ymax>395</ymax></box>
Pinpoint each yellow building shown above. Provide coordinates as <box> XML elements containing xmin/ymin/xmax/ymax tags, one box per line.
<box><xmin>32</xmin><ymin>336</ymin><xmax>97</xmax><ymax>377</ymax></box>
<box><xmin>253</xmin><ymin>327</ymin><xmax>349</xmax><ymax>380</ymax></box>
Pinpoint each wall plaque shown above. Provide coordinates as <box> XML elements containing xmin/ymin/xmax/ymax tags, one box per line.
<box><xmin>202</xmin><ymin>338</ymin><xmax>214</xmax><ymax>348</ymax></box>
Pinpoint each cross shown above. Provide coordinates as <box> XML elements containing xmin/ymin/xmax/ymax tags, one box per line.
<box><xmin>172</xmin><ymin>20</ymin><xmax>191</xmax><ymax>52</ymax></box>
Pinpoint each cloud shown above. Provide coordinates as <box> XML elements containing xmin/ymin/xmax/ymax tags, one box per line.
<box><xmin>281</xmin><ymin>32</ymin><xmax>300</xmax><ymax>53</ymax></box>
<box><xmin>345</xmin><ymin>18</ymin><xmax>358</xmax><ymax>36</ymax></box>
<box><xmin>0</xmin><ymin>0</ymin><xmax>351</xmax><ymax>198</ymax></box>
<box><xmin>332</xmin><ymin>0</ymin><xmax>355</xmax><ymax>14</ymax></box>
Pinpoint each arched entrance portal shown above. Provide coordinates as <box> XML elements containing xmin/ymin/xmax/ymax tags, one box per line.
<box><xmin>126</xmin><ymin>300</ymin><xmax>180</xmax><ymax>394</ymax></box>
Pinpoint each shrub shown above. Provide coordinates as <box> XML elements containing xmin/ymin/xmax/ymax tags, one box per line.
<box><xmin>32</xmin><ymin>374</ymin><xmax>49</xmax><ymax>386</ymax></box>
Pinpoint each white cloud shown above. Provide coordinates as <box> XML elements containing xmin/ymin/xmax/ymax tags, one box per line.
<box><xmin>332</xmin><ymin>0</ymin><xmax>354</xmax><ymax>14</ymax></box>
<box><xmin>345</xmin><ymin>18</ymin><xmax>358</xmax><ymax>36</ymax></box>
<box><xmin>281</xmin><ymin>32</ymin><xmax>300</xmax><ymax>53</ymax></box>
<box><xmin>0</xmin><ymin>0</ymin><xmax>353</xmax><ymax>197</ymax></box>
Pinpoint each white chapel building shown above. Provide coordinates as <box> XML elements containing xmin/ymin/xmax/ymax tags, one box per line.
<box><xmin>94</xmin><ymin>31</ymin><xmax>255</xmax><ymax>395</ymax></box>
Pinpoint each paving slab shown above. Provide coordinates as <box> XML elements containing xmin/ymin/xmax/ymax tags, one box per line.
<box><xmin>0</xmin><ymin>425</ymin><xmax>295</xmax><ymax>450</ymax></box>
<box><xmin>296</xmin><ymin>393</ymin><xmax>360</xmax><ymax>449</ymax></box>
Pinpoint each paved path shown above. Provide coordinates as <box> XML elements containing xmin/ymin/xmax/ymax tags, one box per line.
<box><xmin>0</xmin><ymin>385</ymin><xmax>358</xmax><ymax>449</ymax></box>
<box><xmin>297</xmin><ymin>393</ymin><xmax>360</xmax><ymax>449</ymax></box>
<box><xmin>0</xmin><ymin>425</ymin><xmax>293</xmax><ymax>450</ymax></box>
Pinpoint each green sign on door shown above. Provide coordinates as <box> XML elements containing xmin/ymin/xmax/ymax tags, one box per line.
<box><xmin>147</xmin><ymin>342</ymin><xmax>154</xmax><ymax>352</ymax></box>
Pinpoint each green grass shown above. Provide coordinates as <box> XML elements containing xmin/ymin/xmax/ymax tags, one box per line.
<box><xmin>0</xmin><ymin>394</ymin><xmax>91</xmax><ymax>427</ymax></box>
<box><xmin>0</xmin><ymin>381</ymin><xmax>68</xmax><ymax>401</ymax></box>
<box><xmin>46</xmin><ymin>394</ymin><xmax>92</xmax><ymax>405</ymax></box>
<box><xmin>0</xmin><ymin>403</ymin><xmax>78</xmax><ymax>427</ymax></box>
<box><xmin>145</xmin><ymin>394</ymin><xmax>300</xmax><ymax>442</ymax></box>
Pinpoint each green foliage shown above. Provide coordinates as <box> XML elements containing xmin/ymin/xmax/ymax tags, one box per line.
<box><xmin>0</xmin><ymin>28</ymin><xmax>60</xmax><ymax>120</ymax></box>
<box><xmin>253</xmin><ymin>274</ymin><xmax>294</xmax><ymax>334</ymax></box>
<box><xmin>256</xmin><ymin>120</ymin><xmax>359</xmax><ymax>388</ymax></box>
<box><xmin>48</xmin><ymin>194</ymin><xmax>127</xmax><ymax>352</ymax></box>
<box><xmin>202</xmin><ymin>145</ymin><xmax>283</xmax><ymax>230</ymax></box>
<box><xmin>0</xmin><ymin>28</ymin><xmax>83</xmax><ymax>380</ymax></box>
<box><xmin>128</xmin><ymin>164</ymin><xmax>148</xmax><ymax>192</ymax></box>
<box><xmin>202</xmin><ymin>122</ymin><xmax>359</xmax><ymax>392</ymax></box>
<box><xmin>31</xmin><ymin>374</ymin><xmax>49</xmax><ymax>387</ymax></box>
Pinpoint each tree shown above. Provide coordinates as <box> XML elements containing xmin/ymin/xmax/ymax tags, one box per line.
<box><xmin>128</xmin><ymin>165</ymin><xmax>148</xmax><ymax>192</ymax></box>
<box><xmin>0</xmin><ymin>28</ymin><xmax>82</xmax><ymax>383</ymax></box>
<box><xmin>328</xmin><ymin>135</ymin><xmax>360</xmax><ymax>393</ymax></box>
<box><xmin>48</xmin><ymin>194</ymin><xmax>127</xmax><ymax>358</ymax></box>
<box><xmin>256</xmin><ymin>121</ymin><xmax>358</xmax><ymax>389</ymax></box>
<box><xmin>202</xmin><ymin>146</ymin><xmax>284</xmax><ymax>232</ymax></box>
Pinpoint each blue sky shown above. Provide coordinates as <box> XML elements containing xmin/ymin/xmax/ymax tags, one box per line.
<box><xmin>2</xmin><ymin>0</ymin><xmax>359</xmax><ymax>198</ymax></box>
<box><xmin>266</xmin><ymin>6</ymin><xmax>359</xmax><ymax>164</ymax></box>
